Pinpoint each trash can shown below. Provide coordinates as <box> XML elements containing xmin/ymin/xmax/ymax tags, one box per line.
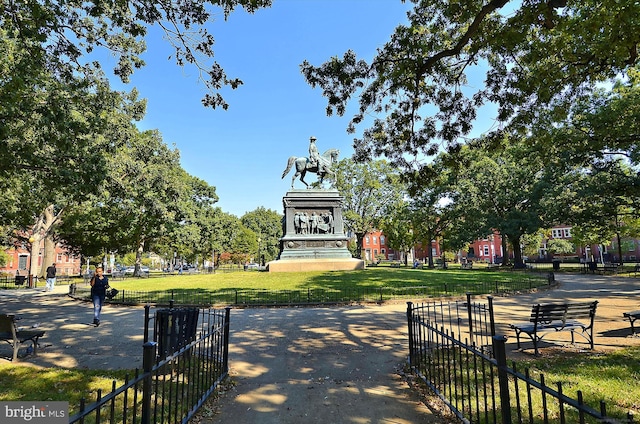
<box><xmin>155</xmin><ymin>307</ymin><xmax>199</xmax><ymax>358</ymax></box>
<box><xmin>588</xmin><ymin>261</ymin><xmax>597</xmax><ymax>273</ymax></box>
<box><xmin>552</xmin><ymin>260</ymin><xmax>560</xmax><ymax>271</ymax></box>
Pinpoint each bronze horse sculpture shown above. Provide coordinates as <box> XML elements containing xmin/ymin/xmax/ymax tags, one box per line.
<box><xmin>281</xmin><ymin>148</ymin><xmax>339</xmax><ymax>189</ymax></box>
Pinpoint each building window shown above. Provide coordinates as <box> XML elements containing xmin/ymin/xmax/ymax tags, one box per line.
<box><xmin>374</xmin><ymin>249</ymin><xmax>378</xmax><ymax>256</ymax></box>
<box><xmin>380</xmin><ymin>236</ymin><xmax>385</xmax><ymax>245</ymax></box>
<box><xmin>18</xmin><ymin>255</ymin><xmax>28</xmax><ymax>270</ymax></box>
<box><xmin>365</xmin><ymin>236</ymin><xmax>370</xmax><ymax>245</ymax></box>
<box><xmin>57</xmin><ymin>253</ymin><xmax>63</xmax><ymax>262</ymax></box>
<box><xmin>373</xmin><ymin>236</ymin><xmax>377</xmax><ymax>244</ymax></box>
<box><xmin>552</xmin><ymin>229</ymin><xmax>560</xmax><ymax>238</ymax></box>
<box><xmin>484</xmin><ymin>246</ymin><xmax>489</xmax><ymax>256</ymax></box>
<box><xmin>381</xmin><ymin>249</ymin><xmax>385</xmax><ymax>255</ymax></box>
<box><xmin>563</xmin><ymin>228</ymin><xmax>572</xmax><ymax>238</ymax></box>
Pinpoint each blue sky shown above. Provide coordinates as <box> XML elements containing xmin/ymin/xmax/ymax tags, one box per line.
<box><xmin>110</xmin><ymin>1</ymin><xmax>414</xmax><ymax>217</ymax></box>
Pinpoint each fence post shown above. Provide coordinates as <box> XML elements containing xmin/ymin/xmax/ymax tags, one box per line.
<box><xmin>487</xmin><ymin>296</ymin><xmax>496</xmax><ymax>337</ymax></box>
<box><xmin>406</xmin><ymin>302</ymin><xmax>414</xmax><ymax>367</ymax></box>
<box><xmin>466</xmin><ymin>293</ymin><xmax>473</xmax><ymax>341</ymax></box>
<box><xmin>493</xmin><ymin>335</ymin><xmax>512</xmax><ymax>423</ymax></box>
<box><xmin>222</xmin><ymin>307</ymin><xmax>231</xmax><ymax>374</ymax></box>
<box><xmin>144</xmin><ymin>304</ymin><xmax>150</xmax><ymax>343</ymax></box>
<box><xmin>141</xmin><ymin>341</ymin><xmax>157</xmax><ymax>424</ymax></box>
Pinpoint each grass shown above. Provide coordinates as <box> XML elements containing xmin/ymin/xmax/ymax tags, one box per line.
<box><xmin>93</xmin><ymin>266</ymin><xmax>551</xmax><ymax>306</ymax></box>
<box><xmin>522</xmin><ymin>347</ymin><xmax>640</xmax><ymax>419</ymax></box>
<box><xmin>1</xmin><ymin>267</ymin><xmax>635</xmax><ymax>421</ymax></box>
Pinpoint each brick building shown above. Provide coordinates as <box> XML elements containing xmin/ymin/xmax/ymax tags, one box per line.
<box><xmin>1</xmin><ymin>240</ymin><xmax>81</xmax><ymax>277</ymax></box>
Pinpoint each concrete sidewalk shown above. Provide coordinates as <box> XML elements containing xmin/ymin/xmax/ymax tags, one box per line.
<box><xmin>201</xmin><ymin>304</ymin><xmax>440</xmax><ymax>424</ymax></box>
<box><xmin>0</xmin><ymin>283</ymin><xmax>147</xmax><ymax>370</ymax></box>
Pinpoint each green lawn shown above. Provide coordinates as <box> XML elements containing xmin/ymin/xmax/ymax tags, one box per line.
<box><xmin>85</xmin><ymin>266</ymin><xmax>552</xmax><ymax>305</ymax></box>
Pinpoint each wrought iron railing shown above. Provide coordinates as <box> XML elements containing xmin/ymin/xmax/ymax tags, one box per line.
<box><xmin>68</xmin><ymin>307</ymin><xmax>230</xmax><ymax>424</ymax></box>
<box><xmin>406</xmin><ymin>301</ymin><xmax>634</xmax><ymax>423</ymax></box>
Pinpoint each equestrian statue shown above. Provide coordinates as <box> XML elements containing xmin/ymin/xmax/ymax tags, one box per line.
<box><xmin>282</xmin><ymin>136</ymin><xmax>339</xmax><ymax>189</ymax></box>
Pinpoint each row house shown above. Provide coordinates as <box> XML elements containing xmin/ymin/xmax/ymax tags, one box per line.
<box><xmin>1</xmin><ymin>240</ymin><xmax>82</xmax><ymax>277</ymax></box>
<box><xmin>362</xmin><ymin>230</ymin><xmax>389</xmax><ymax>262</ymax></box>
<box><xmin>365</xmin><ymin>225</ymin><xmax>640</xmax><ymax>265</ymax></box>
<box><xmin>538</xmin><ymin>226</ymin><xmax>640</xmax><ymax>263</ymax></box>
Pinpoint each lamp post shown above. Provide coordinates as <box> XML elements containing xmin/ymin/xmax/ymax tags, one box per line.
<box><xmin>28</xmin><ymin>236</ymin><xmax>35</xmax><ymax>288</ymax></box>
<box><xmin>257</xmin><ymin>238</ymin><xmax>261</xmax><ymax>266</ymax></box>
<box><xmin>489</xmin><ymin>234</ymin><xmax>495</xmax><ymax>264</ymax></box>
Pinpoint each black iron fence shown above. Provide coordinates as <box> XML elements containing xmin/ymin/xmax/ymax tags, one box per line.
<box><xmin>68</xmin><ymin>306</ymin><xmax>230</xmax><ymax>424</ymax></box>
<box><xmin>406</xmin><ymin>301</ymin><xmax>634</xmax><ymax>424</ymax></box>
<box><xmin>67</xmin><ymin>273</ymin><xmax>553</xmax><ymax>306</ymax></box>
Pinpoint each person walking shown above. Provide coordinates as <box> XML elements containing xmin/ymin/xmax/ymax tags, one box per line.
<box><xmin>45</xmin><ymin>262</ymin><xmax>57</xmax><ymax>292</ymax></box>
<box><xmin>90</xmin><ymin>266</ymin><xmax>109</xmax><ymax>327</ymax></box>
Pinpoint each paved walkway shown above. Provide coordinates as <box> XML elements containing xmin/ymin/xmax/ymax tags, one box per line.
<box><xmin>1</xmin><ymin>274</ymin><xmax>639</xmax><ymax>423</ymax></box>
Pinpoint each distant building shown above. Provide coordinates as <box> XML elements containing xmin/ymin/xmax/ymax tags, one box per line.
<box><xmin>364</xmin><ymin>225</ymin><xmax>640</xmax><ymax>265</ymax></box>
<box><xmin>1</xmin><ymin>240</ymin><xmax>81</xmax><ymax>277</ymax></box>
<box><xmin>362</xmin><ymin>230</ymin><xmax>388</xmax><ymax>262</ymax></box>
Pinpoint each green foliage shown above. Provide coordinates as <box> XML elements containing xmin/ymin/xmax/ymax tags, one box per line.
<box><xmin>547</xmin><ymin>238</ymin><xmax>575</xmax><ymax>255</ymax></box>
<box><xmin>241</xmin><ymin>207</ymin><xmax>283</xmax><ymax>262</ymax></box>
<box><xmin>302</xmin><ymin>0</ymin><xmax>639</xmax><ymax>185</ymax></box>
<box><xmin>332</xmin><ymin>158</ymin><xmax>405</xmax><ymax>258</ymax></box>
<box><xmin>0</xmin><ymin>249</ymin><xmax>8</xmax><ymax>268</ymax></box>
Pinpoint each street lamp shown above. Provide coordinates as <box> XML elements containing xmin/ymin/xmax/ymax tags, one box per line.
<box><xmin>28</xmin><ymin>236</ymin><xmax>35</xmax><ymax>288</ymax></box>
<box><xmin>488</xmin><ymin>234</ymin><xmax>495</xmax><ymax>264</ymax></box>
<box><xmin>257</xmin><ymin>238</ymin><xmax>261</xmax><ymax>266</ymax></box>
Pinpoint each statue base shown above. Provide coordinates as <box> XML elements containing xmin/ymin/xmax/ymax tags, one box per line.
<box><xmin>269</xmin><ymin>189</ymin><xmax>364</xmax><ymax>272</ymax></box>
<box><xmin>266</xmin><ymin>258</ymin><xmax>364</xmax><ymax>272</ymax></box>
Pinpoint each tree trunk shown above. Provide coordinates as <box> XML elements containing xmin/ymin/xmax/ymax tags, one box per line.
<box><xmin>500</xmin><ymin>234</ymin><xmax>509</xmax><ymax>266</ymax></box>
<box><xmin>509</xmin><ymin>234</ymin><xmax>526</xmax><ymax>269</ymax></box>
<box><xmin>134</xmin><ymin>236</ymin><xmax>146</xmax><ymax>276</ymax></box>
<box><xmin>427</xmin><ymin>240</ymin><xmax>435</xmax><ymax>268</ymax></box>
<box><xmin>616</xmin><ymin>232</ymin><xmax>623</xmax><ymax>266</ymax></box>
<box><xmin>355</xmin><ymin>232</ymin><xmax>365</xmax><ymax>259</ymax></box>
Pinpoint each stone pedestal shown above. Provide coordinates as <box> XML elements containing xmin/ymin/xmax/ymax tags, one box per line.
<box><xmin>267</xmin><ymin>189</ymin><xmax>364</xmax><ymax>272</ymax></box>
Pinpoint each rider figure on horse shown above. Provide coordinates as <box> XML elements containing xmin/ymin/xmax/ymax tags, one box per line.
<box><xmin>308</xmin><ymin>136</ymin><xmax>323</xmax><ymax>173</ymax></box>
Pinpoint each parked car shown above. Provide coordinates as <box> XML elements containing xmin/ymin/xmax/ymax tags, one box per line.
<box><xmin>245</xmin><ymin>263</ymin><xmax>259</xmax><ymax>270</ymax></box>
<box><xmin>124</xmin><ymin>266</ymin><xmax>149</xmax><ymax>274</ymax></box>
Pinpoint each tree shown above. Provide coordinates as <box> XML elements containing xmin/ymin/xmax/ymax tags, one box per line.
<box><xmin>379</xmin><ymin>202</ymin><xmax>415</xmax><ymax>265</ymax></box>
<box><xmin>565</xmin><ymin>159</ymin><xmax>640</xmax><ymax>265</ymax></box>
<box><xmin>58</xmin><ymin>127</ymin><xmax>218</xmax><ymax>275</ymax></box>
<box><xmin>2</xmin><ymin>1</ymin><xmax>271</xmax><ymax>111</ymax></box>
<box><xmin>445</xmin><ymin>138</ymin><xmax>562</xmax><ymax>267</ymax></box>
<box><xmin>241</xmin><ymin>207</ymin><xmax>283</xmax><ymax>263</ymax></box>
<box><xmin>301</xmin><ymin>0</ymin><xmax>640</xmax><ymax>182</ymax></box>
<box><xmin>1</xmin><ymin>0</ymin><xmax>268</xmax><ymax>236</ymax></box>
<box><xmin>332</xmin><ymin>159</ymin><xmax>404</xmax><ymax>259</ymax></box>
<box><xmin>547</xmin><ymin>239</ymin><xmax>575</xmax><ymax>257</ymax></box>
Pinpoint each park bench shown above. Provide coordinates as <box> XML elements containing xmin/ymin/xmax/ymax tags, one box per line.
<box><xmin>601</xmin><ymin>263</ymin><xmax>619</xmax><ymax>275</ymax></box>
<box><xmin>0</xmin><ymin>314</ymin><xmax>46</xmax><ymax>361</ymax></box>
<box><xmin>631</xmin><ymin>264</ymin><xmax>640</xmax><ymax>277</ymax></box>
<box><xmin>623</xmin><ymin>310</ymin><xmax>640</xmax><ymax>336</ymax></box>
<box><xmin>111</xmin><ymin>271</ymin><xmax>126</xmax><ymax>281</ymax></box>
<box><xmin>461</xmin><ymin>262</ymin><xmax>473</xmax><ymax>270</ymax></box>
<box><xmin>509</xmin><ymin>300</ymin><xmax>598</xmax><ymax>355</ymax></box>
